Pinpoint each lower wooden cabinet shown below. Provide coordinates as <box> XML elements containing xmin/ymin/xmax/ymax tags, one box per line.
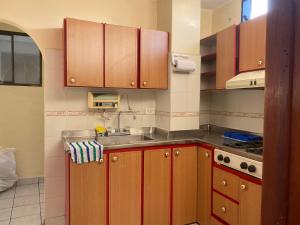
<box><xmin>109</xmin><ymin>151</ymin><xmax>142</xmax><ymax>225</ymax></box>
<box><xmin>211</xmin><ymin>216</ymin><xmax>224</xmax><ymax>225</ymax></box>
<box><xmin>69</xmin><ymin>156</ymin><xmax>106</xmax><ymax>225</ymax></box>
<box><xmin>143</xmin><ymin>148</ymin><xmax>171</xmax><ymax>225</ymax></box>
<box><xmin>239</xmin><ymin>179</ymin><xmax>262</xmax><ymax>225</ymax></box>
<box><xmin>173</xmin><ymin>146</ymin><xmax>198</xmax><ymax>225</ymax></box>
<box><xmin>197</xmin><ymin>147</ymin><xmax>213</xmax><ymax>225</ymax></box>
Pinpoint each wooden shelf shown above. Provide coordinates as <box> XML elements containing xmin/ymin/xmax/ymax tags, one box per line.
<box><xmin>201</xmin><ymin>71</ymin><xmax>216</xmax><ymax>76</ymax></box>
<box><xmin>201</xmin><ymin>53</ymin><xmax>216</xmax><ymax>63</ymax></box>
<box><xmin>200</xmin><ymin>34</ymin><xmax>216</xmax><ymax>46</ymax></box>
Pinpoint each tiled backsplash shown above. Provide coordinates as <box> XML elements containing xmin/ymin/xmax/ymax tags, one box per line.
<box><xmin>200</xmin><ymin>90</ymin><xmax>265</xmax><ymax>134</ymax></box>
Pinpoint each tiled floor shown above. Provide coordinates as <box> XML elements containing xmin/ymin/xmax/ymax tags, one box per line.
<box><xmin>0</xmin><ymin>178</ymin><xmax>44</xmax><ymax>225</ymax></box>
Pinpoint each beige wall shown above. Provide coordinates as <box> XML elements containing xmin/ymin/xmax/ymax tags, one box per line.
<box><xmin>0</xmin><ymin>86</ymin><xmax>44</xmax><ymax>178</ymax></box>
<box><xmin>212</xmin><ymin>0</ymin><xmax>242</xmax><ymax>33</ymax></box>
<box><xmin>201</xmin><ymin>9</ymin><xmax>213</xmax><ymax>38</ymax></box>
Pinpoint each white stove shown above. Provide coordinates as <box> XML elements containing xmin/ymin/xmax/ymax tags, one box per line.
<box><xmin>214</xmin><ymin>148</ymin><xmax>263</xmax><ymax>179</ymax></box>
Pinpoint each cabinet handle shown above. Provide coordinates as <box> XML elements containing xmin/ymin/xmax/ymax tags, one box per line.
<box><xmin>69</xmin><ymin>77</ymin><xmax>76</xmax><ymax>84</ymax></box>
<box><xmin>240</xmin><ymin>184</ymin><xmax>247</xmax><ymax>190</ymax></box>
<box><xmin>99</xmin><ymin>158</ymin><xmax>104</xmax><ymax>164</ymax></box>
<box><xmin>221</xmin><ymin>206</ymin><xmax>226</xmax><ymax>213</ymax></box>
<box><xmin>175</xmin><ymin>151</ymin><xmax>180</xmax><ymax>157</ymax></box>
<box><xmin>258</xmin><ymin>60</ymin><xmax>263</xmax><ymax>66</ymax></box>
<box><xmin>222</xmin><ymin>180</ymin><xmax>227</xmax><ymax>186</ymax></box>
<box><xmin>205</xmin><ymin>152</ymin><xmax>209</xmax><ymax>158</ymax></box>
<box><xmin>164</xmin><ymin>152</ymin><xmax>170</xmax><ymax>158</ymax></box>
<box><xmin>130</xmin><ymin>81</ymin><xmax>135</xmax><ymax>87</ymax></box>
<box><xmin>111</xmin><ymin>156</ymin><xmax>118</xmax><ymax>162</ymax></box>
<box><xmin>143</xmin><ymin>81</ymin><xmax>147</xmax><ymax>87</ymax></box>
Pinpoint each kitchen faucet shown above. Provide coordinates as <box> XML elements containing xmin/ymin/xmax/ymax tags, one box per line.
<box><xmin>117</xmin><ymin>110</ymin><xmax>137</xmax><ymax>132</ymax></box>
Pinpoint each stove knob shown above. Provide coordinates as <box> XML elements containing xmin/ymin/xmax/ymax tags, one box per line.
<box><xmin>240</xmin><ymin>162</ymin><xmax>248</xmax><ymax>170</ymax></box>
<box><xmin>224</xmin><ymin>157</ymin><xmax>230</xmax><ymax>163</ymax></box>
<box><xmin>217</xmin><ymin>154</ymin><xmax>224</xmax><ymax>161</ymax></box>
<box><xmin>248</xmin><ymin>165</ymin><xmax>257</xmax><ymax>173</ymax></box>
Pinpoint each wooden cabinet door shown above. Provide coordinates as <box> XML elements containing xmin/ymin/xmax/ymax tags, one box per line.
<box><xmin>140</xmin><ymin>29</ymin><xmax>168</xmax><ymax>89</ymax></box>
<box><xmin>197</xmin><ymin>147</ymin><xmax>212</xmax><ymax>225</ymax></box>
<box><xmin>144</xmin><ymin>149</ymin><xmax>171</xmax><ymax>225</ymax></box>
<box><xmin>105</xmin><ymin>24</ymin><xmax>138</xmax><ymax>88</ymax></box>
<box><xmin>216</xmin><ymin>25</ymin><xmax>237</xmax><ymax>89</ymax></box>
<box><xmin>173</xmin><ymin>146</ymin><xmax>198</xmax><ymax>225</ymax></box>
<box><xmin>239</xmin><ymin>15</ymin><xmax>267</xmax><ymax>72</ymax></box>
<box><xmin>109</xmin><ymin>151</ymin><xmax>141</xmax><ymax>225</ymax></box>
<box><xmin>70</xmin><ymin>156</ymin><xmax>106</xmax><ymax>225</ymax></box>
<box><xmin>239</xmin><ymin>179</ymin><xmax>262</xmax><ymax>225</ymax></box>
<box><xmin>64</xmin><ymin>18</ymin><xmax>104</xmax><ymax>87</ymax></box>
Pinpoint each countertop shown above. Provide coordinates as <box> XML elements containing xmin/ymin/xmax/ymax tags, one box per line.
<box><xmin>62</xmin><ymin>127</ymin><xmax>263</xmax><ymax>162</ymax></box>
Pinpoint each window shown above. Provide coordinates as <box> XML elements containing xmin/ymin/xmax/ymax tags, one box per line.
<box><xmin>242</xmin><ymin>0</ymin><xmax>268</xmax><ymax>22</ymax></box>
<box><xmin>0</xmin><ymin>31</ymin><xmax>42</xmax><ymax>86</ymax></box>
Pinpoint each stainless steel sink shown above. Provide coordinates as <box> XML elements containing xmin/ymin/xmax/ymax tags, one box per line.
<box><xmin>96</xmin><ymin>135</ymin><xmax>155</xmax><ymax>146</ymax></box>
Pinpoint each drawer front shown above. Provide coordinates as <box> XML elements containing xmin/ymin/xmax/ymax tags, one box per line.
<box><xmin>213</xmin><ymin>167</ymin><xmax>239</xmax><ymax>201</ymax></box>
<box><xmin>213</xmin><ymin>192</ymin><xmax>239</xmax><ymax>225</ymax></box>
<box><xmin>211</xmin><ymin>216</ymin><xmax>224</xmax><ymax>225</ymax></box>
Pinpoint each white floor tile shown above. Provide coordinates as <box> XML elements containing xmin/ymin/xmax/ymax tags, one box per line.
<box><xmin>14</xmin><ymin>195</ymin><xmax>40</xmax><ymax>207</ymax></box>
<box><xmin>39</xmin><ymin>184</ymin><xmax>44</xmax><ymax>194</ymax></box>
<box><xmin>11</xmin><ymin>204</ymin><xmax>40</xmax><ymax>218</ymax></box>
<box><xmin>46</xmin><ymin>216</ymin><xmax>65</xmax><ymax>225</ymax></box>
<box><xmin>17</xmin><ymin>178</ymin><xmax>39</xmax><ymax>186</ymax></box>
<box><xmin>0</xmin><ymin>220</ymin><xmax>9</xmax><ymax>225</ymax></box>
<box><xmin>0</xmin><ymin>187</ymin><xmax>15</xmax><ymax>200</ymax></box>
<box><xmin>0</xmin><ymin>208</ymin><xmax>11</xmax><ymax>221</ymax></box>
<box><xmin>40</xmin><ymin>194</ymin><xmax>45</xmax><ymax>203</ymax></box>
<box><xmin>15</xmin><ymin>184</ymin><xmax>39</xmax><ymax>197</ymax></box>
<box><xmin>0</xmin><ymin>198</ymin><xmax>13</xmax><ymax>210</ymax></box>
<box><xmin>10</xmin><ymin>214</ymin><xmax>41</xmax><ymax>225</ymax></box>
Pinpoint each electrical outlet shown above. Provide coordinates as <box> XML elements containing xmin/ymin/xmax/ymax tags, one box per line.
<box><xmin>145</xmin><ymin>108</ymin><xmax>155</xmax><ymax>115</ymax></box>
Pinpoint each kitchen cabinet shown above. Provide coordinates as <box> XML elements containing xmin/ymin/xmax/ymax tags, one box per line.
<box><xmin>197</xmin><ymin>147</ymin><xmax>213</xmax><ymax>225</ymax></box>
<box><xmin>239</xmin><ymin>179</ymin><xmax>262</xmax><ymax>225</ymax></box>
<box><xmin>140</xmin><ymin>29</ymin><xmax>168</xmax><ymax>89</ymax></box>
<box><xmin>216</xmin><ymin>25</ymin><xmax>237</xmax><ymax>89</ymax></box>
<box><xmin>143</xmin><ymin>148</ymin><xmax>171</xmax><ymax>225</ymax></box>
<box><xmin>239</xmin><ymin>15</ymin><xmax>267</xmax><ymax>72</ymax></box>
<box><xmin>173</xmin><ymin>146</ymin><xmax>198</xmax><ymax>225</ymax></box>
<box><xmin>211</xmin><ymin>217</ymin><xmax>224</xmax><ymax>225</ymax></box>
<box><xmin>109</xmin><ymin>151</ymin><xmax>142</xmax><ymax>225</ymax></box>
<box><xmin>69</xmin><ymin>156</ymin><xmax>106</xmax><ymax>225</ymax></box>
<box><xmin>64</xmin><ymin>18</ymin><xmax>104</xmax><ymax>87</ymax></box>
<box><xmin>105</xmin><ymin>24</ymin><xmax>138</xmax><ymax>88</ymax></box>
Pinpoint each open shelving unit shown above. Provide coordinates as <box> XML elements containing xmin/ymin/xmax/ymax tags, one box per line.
<box><xmin>200</xmin><ymin>34</ymin><xmax>217</xmax><ymax>91</ymax></box>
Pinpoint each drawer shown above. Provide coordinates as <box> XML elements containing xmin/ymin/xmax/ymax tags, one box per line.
<box><xmin>211</xmin><ymin>216</ymin><xmax>224</xmax><ymax>225</ymax></box>
<box><xmin>213</xmin><ymin>192</ymin><xmax>239</xmax><ymax>225</ymax></box>
<box><xmin>213</xmin><ymin>167</ymin><xmax>239</xmax><ymax>201</ymax></box>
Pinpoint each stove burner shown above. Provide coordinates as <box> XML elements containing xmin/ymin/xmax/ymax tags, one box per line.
<box><xmin>223</xmin><ymin>141</ymin><xmax>263</xmax><ymax>155</ymax></box>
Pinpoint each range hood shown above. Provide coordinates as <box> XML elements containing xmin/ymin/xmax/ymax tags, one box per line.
<box><xmin>226</xmin><ymin>70</ymin><xmax>265</xmax><ymax>89</ymax></box>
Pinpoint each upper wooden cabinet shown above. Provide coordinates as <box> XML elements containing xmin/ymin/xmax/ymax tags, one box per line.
<box><xmin>105</xmin><ymin>24</ymin><xmax>138</xmax><ymax>88</ymax></box>
<box><xmin>69</xmin><ymin>157</ymin><xmax>106</xmax><ymax>225</ymax></box>
<box><xmin>140</xmin><ymin>29</ymin><xmax>169</xmax><ymax>89</ymax></box>
<box><xmin>64</xmin><ymin>18</ymin><xmax>104</xmax><ymax>87</ymax></box>
<box><xmin>109</xmin><ymin>151</ymin><xmax>141</xmax><ymax>225</ymax></box>
<box><xmin>239</xmin><ymin>15</ymin><xmax>267</xmax><ymax>72</ymax></box>
<box><xmin>173</xmin><ymin>146</ymin><xmax>198</xmax><ymax>225</ymax></box>
<box><xmin>216</xmin><ymin>25</ymin><xmax>237</xmax><ymax>89</ymax></box>
<box><xmin>143</xmin><ymin>148</ymin><xmax>171</xmax><ymax>225</ymax></box>
<box><xmin>239</xmin><ymin>179</ymin><xmax>262</xmax><ymax>225</ymax></box>
<box><xmin>197</xmin><ymin>147</ymin><xmax>213</xmax><ymax>225</ymax></box>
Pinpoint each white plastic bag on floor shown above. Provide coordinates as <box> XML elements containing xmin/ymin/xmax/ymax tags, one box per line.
<box><xmin>0</xmin><ymin>147</ymin><xmax>18</xmax><ymax>192</ymax></box>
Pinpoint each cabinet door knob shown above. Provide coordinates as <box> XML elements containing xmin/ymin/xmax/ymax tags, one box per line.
<box><xmin>130</xmin><ymin>81</ymin><xmax>135</xmax><ymax>87</ymax></box>
<box><xmin>143</xmin><ymin>81</ymin><xmax>147</xmax><ymax>87</ymax></box>
<box><xmin>222</xmin><ymin>180</ymin><xmax>227</xmax><ymax>186</ymax></box>
<box><xmin>164</xmin><ymin>152</ymin><xmax>170</xmax><ymax>158</ymax></box>
<box><xmin>69</xmin><ymin>77</ymin><xmax>76</xmax><ymax>84</ymax></box>
<box><xmin>240</xmin><ymin>184</ymin><xmax>247</xmax><ymax>190</ymax></box>
<box><xmin>111</xmin><ymin>156</ymin><xmax>118</xmax><ymax>162</ymax></box>
<box><xmin>99</xmin><ymin>158</ymin><xmax>104</xmax><ymax>164</ymax></box>
<box><xmin>221</xmin><ymin>206</ymin><xmax>226</xmax><ymax>213</ymax></box>
<box><xmin>175</xmin><ymin>151</ymin><xmax>180</xmax><ymax>157</ymax></box>
<box><xmin>205</xmin><ymin>152</ymin><xmax>209</xmax><ymax>158</ymax></box>
<box><xmin>258</xmin><ymin>60</ymin><xmax>263</xmax><ymax>66</ymax></box>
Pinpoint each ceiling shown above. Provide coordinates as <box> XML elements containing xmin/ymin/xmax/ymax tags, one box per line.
<box><xmin>201</xmin><ymin>0</ymin><xmax>232</xmax><ymax>9</ymax></box>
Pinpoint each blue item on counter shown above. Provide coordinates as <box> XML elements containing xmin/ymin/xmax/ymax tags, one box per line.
<box><xmin>223</xmin><ymin>132</ymin><xmax>262</xmax><ymax>142</ymax></box>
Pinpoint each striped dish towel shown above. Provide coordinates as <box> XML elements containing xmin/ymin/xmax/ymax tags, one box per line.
<box><xmin>67</xmin><ymin>141</ymin><xmax>104</xmax><ymax>164</ymax></box>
